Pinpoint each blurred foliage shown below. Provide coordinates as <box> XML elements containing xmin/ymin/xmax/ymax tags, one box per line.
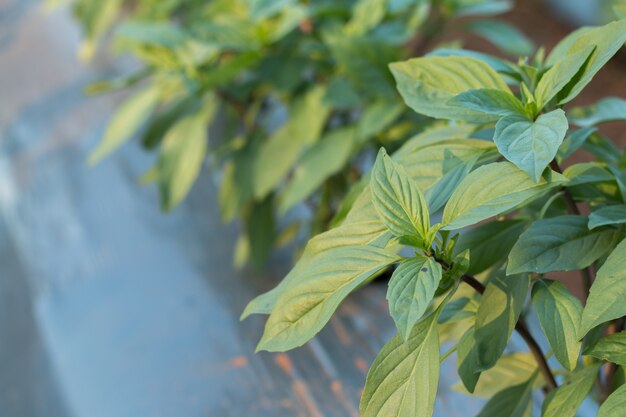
<box><xmin>60</xmin><ymin>0</ymin><xmax>533</xmax><ymax>269</ymax></box>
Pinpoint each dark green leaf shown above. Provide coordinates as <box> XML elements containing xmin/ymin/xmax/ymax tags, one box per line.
<box><xmin>475</xmin><ymin>273</ymin><xmax>529</xmax><ymax>371</ymax></box>
<box><xmin>476</xmin><ymin>372</ymin><xmax>537</xmax><ymax>417</ymax></box>
<box><xmin>508</xmin><ymin>215</ymin><xmax>619</xmax><ymax>275</ymax></box>
<box><xmin>454</xmin><ymin>219</ymin><xmax>526</xmax><ymax>275</ymax></box>
<box><xmin>589</xmin><ymin>205</ymin><xmax>626</xmax><ymax>229</ymax></box>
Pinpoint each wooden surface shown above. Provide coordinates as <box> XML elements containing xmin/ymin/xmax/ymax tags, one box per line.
<box><xmin>0</xmin><ymin>1</ymin><xmax>606</xmax><ymax>416</ymax></box>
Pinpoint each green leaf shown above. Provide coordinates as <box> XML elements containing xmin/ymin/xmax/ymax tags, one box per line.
<box><xmin>586</xmin><ymin>331</ymin><xmax>626</xmax><ymax>365</ymax></box>
<box><xmin>569</xmin><ymin>97</ymin><xmax>626</xmax><ymax>127</ymax></box>
<box><xmin>356</xmin><ymin>100</ymin><xmax>404</xmax><ymax>143</ymax></box>
<box><xmin>346</xmin><ymin>0</ymin><xmax>387</xmax><ymax>36</ymax></box>
<box><xmin>580</xmin><ymin>239</ymin><xmax>626</xmax><ymax>337</ymax></box>
<box><xmin>371</xmin><ymin>148</ymin><xmax>430</xmax><ymax>244</ymax></box>
<box><xmin>253</xmin><ymin>86</ymin><xmax>330</xmax><ymax>199</ymax></box>
<box><xmin>454</xmin><ymin>219</ymin><xmax>526</xmax><ymax>275</ymax></box>
<box><xmin>448</xmin><ymin>88</ymin><xmax>525</xmax><ymax>117</ymax></box>
<box><xmin>389</xmin><ymin>56</ymin><xmax>510</xmax><ymax>122</ymax></box>
<box><xmin>467</xmin><ymin>19</ymin><xmax>534</xmax><ymax>57</ymax></box>
<box><xmin>541</xmin><ymin>365</ymin><xmax>599</xmax><ymax>417</ymax></box>
<box><xmin>424</xmin><ymin>155</ymin><xmax>478</xmax><ymax>213</ymax></box>
<box><xmin>563</xmin><ymin>162</ymin><xmax>614</xmax><ymax>186</ymax></box>
<box><xmin>494</xmin><ymin>109</ymin><xmax>568</xmax><ymax>182</ymax></box>
<box><xmin>360</xmin><ymin>309</ymin><xmax>440</xmax><ymax>417</ymax></box>
<box><xmin>546</xmin><ymin>18</ymin><xmax>626</xmax><ymax>104</ymax></box>
<box><xmin>387</xmin><ymin>256</ymin><xmax>442</xmax><ymax>340</ymax></box>
<box><xmin>598</xmin><ymin>383</ymin><xmax>626</xmax><ymax>417</ymax></box>
<box><xmin>460</xmin><ymin>353</ymin><xmax>544</xmax><ymax>398</ymax></box>
<box><xmin>256</xmin><ymin>245</ymin><xmax>399</xmax><ymax>351</ymax></box>
<box><xmin>535</xmin><ymin>46</ymin><xmax>595</xmax><ymax>110</ymax></box>
<box><xmin>279</xmin><ymin>127</ymin><xmax>355</xmax><ymax>213</ymax></box>
<box><xmin>589</xmin><ymin>205</ymin><xmax>626</xmax><ymax>229</ymax></box>
<box><xmin>508</xmin><ymin>215</ymin><xmax>620</xmax><ymax>275</ymax></box>
<box><xmin>531</xmin><ymin>279</ymin><xmax>582</xmax><ymax>371</ymax></box>
<box><xmin>476</xmin><ymin>373</ymin><xmax>537</xmax><ymax>417</ymax></box>
<box><xmin>475</xmin><ymin>273</ymin><xmax>529</xmax><ymax>371</ymax></box>
<box><xmin>442</xmin><ymin>162</ymin><xmax>566</xmax><ymax>230</ymax></box>
<box><xmin>457</xmin><ymin>326</ymin><xmax>481</xmax><ymax>393</ymax></box>
<box><xmin>88</xmin><ymin>85</ymin><xmax>160</xmax><ymax>164</ymax></box>
<box><xmin>557</xmin><ymin>126</ymin><xmax>597</xmax><ymax>162</ymax></box>
<box><xmin>158</xmin><ymin>107</ymin><xmax>213</xmax><ymax>211</ymax></box>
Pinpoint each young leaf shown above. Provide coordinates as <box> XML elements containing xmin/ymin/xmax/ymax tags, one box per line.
<box><xmin>507</xmin><ymin>215</ymin><xmax>619</xmax><ymax>275</ymax></box>
<box><xmin>360</xmin><ymin>309</ymin><xmax>440</xmax><ymax>417</ymax></box>
<box><xmin>256</xmin><ymin>245</ymin><xmax>399</xmax><ymax>352</ymax></box>
<box><xmin>569</xmin><ymin>97</ymin><xmax>626</xmax><ymax>127</ymax></box>
<box><xmin>88</xmin><ymin>85</ymin><xmax>160</xmax><ymax>164</ymax></box>
<box><xmin>546</xmin><ymin>18</ymin><xmax>626</xmax><ymax>104</ymax></box>
<box><xmin>534</xmin><ymin>46</ymin><xmax>594</xmax><ymax>110</ymax></box>
<box><xmin>371</xmin><ymin>148</ymin><xmax>430</xmax><ymax>244</ymax></box>
<box><xmin>158</xmin><ymin>109</ymin><xmax>212</xmax><ymax>211</ymax></box>
<box><xmin>586</xmin><ymin>330</ymin><xmax>626</xmax><ymax>365</ymax></box>
<box><xmin>494</xmin><ymin>109</ymin><xmax>568</xmax><ymax>182</ymax></box>
<box><xmin>476</xmin><ymin>372</ymin><xmax>537</xmax><ymax>417</ymax></box>
<box><xmin>424</xmin><ymin>155</ymin><xmax>478</xmax><ymax>213</ymax></box>
<box><xmin>475</xmin><ymin>274</ymin><xmax>529</xmax><ymax>371</ymax></box>
<box><xmin>597</xmin><ymin>383</ymin><xmax>626</xmax><ymax>417</ymax></box>
<box><xmin>541</xmin><ymin>365</ymin><xmax>599</xmax><ymax>417</ymax></box>
<box><xmin>448</xmin><ymin>88</ymin><xmax>525</xmax><ymax>117</ymax></box>
<box><xmin>389</xmin><ymin>56</ymin><xmax>510</xmax><ymax>122</ymax></box>
<box><xmin>588</xmin><ymin>205</ymin><xmax>626</xmax><ymax>229</ymax></box>
<box><xmin>387</xmin><ymin>256</ymin><xmax>442</xmax><ymax>341</ymax></box>
<box><xmin>531</xmin><ymin>279</ymin><xmax>583</xmax><ymax>371</ymax></box>
<box><xmin>454</xmin><ymin>219</ymin><xmax>526</xmax><ymax>275</ymax></box>
<box><xmin>442</xmin><ymin>162</ymin><xmax>566</xmax><ymax>230</ymax></box>
<box><xmin>580</xmin><ymin>239</ymin><xmax>626</xmax><ymax>337</ymax></box>
<box><xmin>563</xmin><ymin>162</ymin><xmax>614</xmax><ymax>186</ymax></box>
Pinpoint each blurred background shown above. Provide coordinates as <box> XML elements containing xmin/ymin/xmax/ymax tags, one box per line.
<box><xmin>1</xmin><ymin>0</ymin><xmax>625</xmax><ymax>416</ymax></box>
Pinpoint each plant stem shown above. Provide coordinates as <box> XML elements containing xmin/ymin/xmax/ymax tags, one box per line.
<box><xmin>460</xmin><ymin>274</ymin><xmax>558</xmax><ymax>391</ymax></box>
<box><xmin>549</xmin><ymin>159</ymin><xmax>594</xmax><ymax>294</ymax></box>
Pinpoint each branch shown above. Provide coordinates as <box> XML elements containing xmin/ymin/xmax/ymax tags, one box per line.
<box><xmin>549</xmin><ymin>159</ymin><xmax>594</xmax><ymax>294</ymax></box>
<box><xmin>460</xmin><ymin>274</ymin><xmax>558</xmax><ymax>391</ymax></box>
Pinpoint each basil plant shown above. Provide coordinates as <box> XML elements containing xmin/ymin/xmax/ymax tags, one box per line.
<box><xmin>245</xmin><ymin>18</ymin><xmax>626</xmax><ymax>416</ymax></box>
<box><xmin>69</xmin><ymin>0</ymin><xmax>531</xmax><ymax>269</ymax></box>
